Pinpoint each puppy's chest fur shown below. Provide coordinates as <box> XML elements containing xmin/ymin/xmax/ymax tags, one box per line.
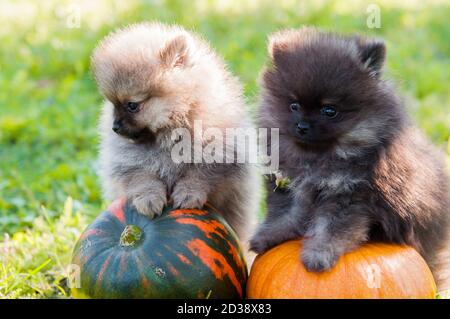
<box><xmin>113</xmin><ymin>139</ymin><xmax>186</xmax><ymax>189</ymax></box>
<box><xmin>278</xmin><ymin>150</ymin><xmax>372</xmax><ymax>204</ymax></box>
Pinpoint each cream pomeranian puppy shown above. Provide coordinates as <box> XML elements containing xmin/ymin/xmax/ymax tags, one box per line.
<box><xmin>91</xmin><ymin>23</ymin><xmax>259</xmax><ymax>241</ymax></box>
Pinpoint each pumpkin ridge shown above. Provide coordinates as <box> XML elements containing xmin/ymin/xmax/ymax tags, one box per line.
<box><xmin>158</xmin><ymin>243</ymin><xmax>204</xmax><ymax>297</ymax></box>
<box><xmin>227</xmin><ymin>239</ymin><xmax>246</xmax><ymax>275</ymax></box>
<box><xmin>186</xmin><ymin>238</ymin><xmax>243</xmax><ymax>297</ymax></box>
<box><xmin>161</xmin><ymin>243</ymin><xmax>188</xmax><ymax>276</ymax></box>
<box><xmin>133</xmin><ymin>254</ymin><xmax>152</xmax><ymax>291</ymax></box>
<box><xmin>138</xmin><ymin>245</ymin><xmax>169</xmax><ymax>281</ymax></box>
<box><xmin>250</xmin><ymin>242</ymin><xmax>296</xmax><ymax>298</ymax></box>
<box><xmin>175</xmin><ymin>217</ymin><xmax>227</xmax><ymax>240</ymax></box>
<box><xmin>169</xmin><ymin>209</ymin><xmax>208</xmax><ymax>217</ymax></box>
<box><xmin>167</xmin><ymin>213</ymin><xmax>245</xmax><ymax>279</ymax></box>
<box><xmin>116</xmin><ymin>254</ymin><xmax>128</xmax><ymax>282</ymax></box>
<box><xmin>76</xmin><ymin>241</ymin><xmax>114</xmax><ymax>271</ymax></box>
<box><xmin>79</xmin><ymin>228</ymin><xmax>105</xmax><ymax>240</ymax></box>
<box><xmin>95</xmin><ymin>254</ymin><xmax>113</xmax><ymax>291</ymax></box>
<box><xmin>159</xmin><ymin>222</ymin><xmax>205</xmax><ymax>272</ymax></box>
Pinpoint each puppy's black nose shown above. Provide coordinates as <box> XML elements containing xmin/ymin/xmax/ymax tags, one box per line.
<box><xmin>112</xmin><ymin>120</ymin><xmax>122</xmax><ymax>133</ymax></box>
<box><xmin>296</xmin><ymin>122</ymin><xmax>310</xmax><ymax>135</ymax></box>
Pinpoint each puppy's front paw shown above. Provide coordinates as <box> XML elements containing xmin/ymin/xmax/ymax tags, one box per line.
<box><xmin>249</xmin><ymin>237</ymin><xmax>270</xmax><ymax>255</ymax></box>
<box><xmin>249</xmin><ymin>230</ymin><xmax>276</xmax><ymax>254</ymax></box>
<box><xmin>171</xmin><ymin>182</ymin><xmax>207</xmax><ymax>209</ymax></box>
<box><xmin>132</xmin><ymin>191</ymin><xmax>167</xmax><ymax>219</ymax></box>
<box><xmin>301</xmin><ymin>242</ymin><xmax>339</xmax><ymax>272</ymax></box>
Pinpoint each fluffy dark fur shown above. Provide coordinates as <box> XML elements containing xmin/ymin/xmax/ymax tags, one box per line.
<box><xmin>250</xmin><ymin>27</ymin><xmax>450</xmax><ymax>290</ymax></box>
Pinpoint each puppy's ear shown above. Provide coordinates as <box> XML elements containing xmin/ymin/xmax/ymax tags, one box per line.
<box><xmin>355</xmin><ymin>37</ymin><xmax>386</xmax><ymax>77</ymax></box>
<box><xmin>268</xmin><ymin>28</ymin><xmax>315</xmax><ymax>66</ymax></box>
<box><xmin>160</xmin><ymin>35</ymin><xmax>189</xmax><ymax>68</ymax></box>
<box><xmin>268</xmin><ymin>37</ymin><xmax>290</xmax><ymax>65</ymax></box>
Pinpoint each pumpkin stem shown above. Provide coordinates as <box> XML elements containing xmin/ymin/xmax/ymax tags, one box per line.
<box><xmin>120</xmin><ymin>225</ymin><xmax>142</xmax><ymax>247</ymax></box>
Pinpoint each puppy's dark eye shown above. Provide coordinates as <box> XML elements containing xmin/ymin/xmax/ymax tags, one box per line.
<box><xmin>321</xmin><ymin>105</ymin><xmax>338</xmax><ymax>118</ymax></box>
<box><xmin>126</xmin><ymin>102</ymin><xmax>140</xmax><ymax>113</ymax></box>
<box><xmin>290</xmin><ymin>102</ymin><xmax>301</xmax><ymax>112</ymax></box>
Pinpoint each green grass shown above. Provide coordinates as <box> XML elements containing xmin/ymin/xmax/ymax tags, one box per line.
<box><xmin>0</xmin><ymin>0</ymin><xmax>449</xmax><ymax>298</ymax></box>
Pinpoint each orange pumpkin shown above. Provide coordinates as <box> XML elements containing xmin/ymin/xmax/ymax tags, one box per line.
<box><xmin>247</xmin><ymin>240</ymin><xmax>436</xmax><ymax>299</ymax></box>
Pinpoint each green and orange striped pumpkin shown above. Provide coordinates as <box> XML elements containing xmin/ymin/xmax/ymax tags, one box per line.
<box><xmin>71</xmin><ymin>198</ymin><xmax>247</xmax><ymax>299</ymax></box>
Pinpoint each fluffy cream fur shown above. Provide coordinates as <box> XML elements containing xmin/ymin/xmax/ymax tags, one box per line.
<box><xmin>91</xmin><ymin>23</ymin><xmax>260</xmax><ymax>248</ymax></box>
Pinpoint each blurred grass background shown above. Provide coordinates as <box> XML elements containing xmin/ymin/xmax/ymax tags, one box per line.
<box><xmin>0</xmin><ymin>0</ymin><xmax>449</xmax><ymax>298</ymax></box>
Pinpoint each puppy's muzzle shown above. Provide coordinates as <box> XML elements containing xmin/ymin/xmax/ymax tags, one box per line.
<box><xmin>112</xmin><ymin>119</ymin><xmax>123</xmax><ymax>134</ymax></box>
<box><xmin>296</xmin><ymin>122</ymin><xmax>311</xmax><ymax>136</ymax></box>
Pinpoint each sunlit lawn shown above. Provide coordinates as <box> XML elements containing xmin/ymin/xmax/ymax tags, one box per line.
<box><xmin>0</xmin><ymin>0</ymin><xmax>449</xmax><ymax>298</ymax></box>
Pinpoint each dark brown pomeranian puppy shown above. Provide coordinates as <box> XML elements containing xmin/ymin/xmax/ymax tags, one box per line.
<box><xmin>250</xmin><ymin>27</ymin><xmax>450</xmax><ymax>290</ymax></box>
<box><xmin>91</xmin><ymin>23</ymin><xmax>259</xmax><ymax>241</ymax></box>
